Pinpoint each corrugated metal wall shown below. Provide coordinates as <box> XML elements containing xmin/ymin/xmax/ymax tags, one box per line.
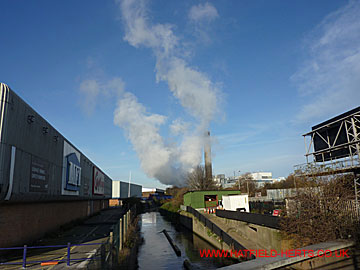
<box><xmin>112</xmin><ymin>181</ymin><xmax>142</xmax><ymax>198</ymax></box>
<box><xmin>0</xmin><ymin>83</ymin><xmax>112</xmax><ymax>202</ymax></box>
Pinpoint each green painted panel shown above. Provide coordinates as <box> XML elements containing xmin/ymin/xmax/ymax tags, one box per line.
<box><xmin>183</xmin><ymin>190</ymin><xmax>241</xmax><ymax>209</ymax></box>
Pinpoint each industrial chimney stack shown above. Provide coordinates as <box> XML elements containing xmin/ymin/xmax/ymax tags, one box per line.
<box><xmin>204</xmin><ymin>131</ymin><xmax>213</xmax><ymax>182</ymax></box>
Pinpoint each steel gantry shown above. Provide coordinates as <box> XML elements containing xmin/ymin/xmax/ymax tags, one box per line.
<box><xmin>294</xmin><ymin>107</ymin><xmax>360</xmax><ymax>217</ymax></box>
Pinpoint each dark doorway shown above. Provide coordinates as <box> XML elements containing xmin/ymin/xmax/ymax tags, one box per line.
<box><xmin>204</xmin><ymin>195</ymin><xmax>218</xmax><ymax>208</ymax></box>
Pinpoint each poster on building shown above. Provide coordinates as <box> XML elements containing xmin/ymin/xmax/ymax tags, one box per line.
<box><xmin>29</xmin><ymin>156</ymin><xmax>49</xmax><ymax>192</ymax></box>
<box><xmin>93</xmin><ymin>166</ymin><xmax>105</xmax><ymax>195</ymax></box>
<box><xmin>65</xmin><ymin>152</ymin><xmax>81</xmax><ymax>189</ymax></box>
<box><xmin>61</xmin><ymin>140</ymin><xmax>81</xmax><ymax>196</ymax></box>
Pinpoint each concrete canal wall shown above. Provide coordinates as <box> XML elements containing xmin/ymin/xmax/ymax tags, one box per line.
<box><xmin>180</xmin><ymin>211</ymin><xmax>234</xmax><ymax>251</ymax></box>
<box><xmin>213</xmin><ymin>214</ymin><xmax>284</xmax><ymax>251</ymax></box>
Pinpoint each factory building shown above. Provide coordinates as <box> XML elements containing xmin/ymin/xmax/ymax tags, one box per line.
<box><xmin>109</xmin><ymin>181</ymin><xmax>142</xmax><ymax>206</ymax></box>
<box><xmin>250</xmin><ymin>172</ymin><xmax>285</xmax><ymax>188</ymax></box>
<box><xmin>112</xmin><ymin>181</ymin><xmax>142</xmax><ymax>199</ymax></box>
<box><xmin>142</xmin><ymin>187</ymin><xmax>165</xmax><ymax>198</ymax></box>
<box><xmin>0</xmin><ymin>83</ymin><xmax>112</xmax><ymax>247</ymax></box>
<box><xmin>214</xmin><ymin>172</ymin><xmax>285</xmax><ymax>189</ymax></box>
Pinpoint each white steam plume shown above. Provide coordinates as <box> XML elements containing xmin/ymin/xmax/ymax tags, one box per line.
<box><xmin>113</xmin><ymin>0</ymin><xmax>222</xmax><ymax>185</ymax></box>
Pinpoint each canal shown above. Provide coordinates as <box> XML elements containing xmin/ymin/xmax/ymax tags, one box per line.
<box><xmin>137</xmin><ymin>211</ymin><xmax>238</xmax><ymax>269</ymax></box>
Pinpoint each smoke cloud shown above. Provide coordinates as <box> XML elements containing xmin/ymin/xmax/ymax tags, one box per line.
<box><xmin>112</xmin><ymin>0</ymin><xmax>222</xmax><ymax>185</ymax></box>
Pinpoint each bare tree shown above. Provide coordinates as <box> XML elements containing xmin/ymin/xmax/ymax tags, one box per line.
<box><xmin>263</xmin><ymin>173</ymin><xmax>314</xmax><ymax>190</ymax></box>
<box><xmin>186</xmin><ymin>165</ymin><xmax>216</xmax><ymax>190</ymax></box>
<box><xmin>280</xmin><ymin>174</ymin><xmax>360</xmax><ymax>247</ymax></box>
<box><xmin>235</xmin><ymin>173</ymin><xmax>255</xmax><ymax>195</ymax></box>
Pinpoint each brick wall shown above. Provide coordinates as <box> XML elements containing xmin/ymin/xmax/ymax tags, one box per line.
<box><xmin>0</xmin><ymin>200</ymin><xmax>107</xmax><ymax>248</ymax></box>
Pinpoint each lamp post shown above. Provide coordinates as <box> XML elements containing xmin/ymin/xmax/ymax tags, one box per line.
<box><xmin>238</xmin><ymin>170</ymin><xmax>241</xmax><ymax>191</ymax></box>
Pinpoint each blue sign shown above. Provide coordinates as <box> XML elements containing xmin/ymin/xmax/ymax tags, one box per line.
<box><xmin>65</xmin><ymin>153</ymin><xmax>81</xmax><ymax>191</ymax></box>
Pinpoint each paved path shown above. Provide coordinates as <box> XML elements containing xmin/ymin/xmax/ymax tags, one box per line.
<box><xmin>0</xmin><ymin>207</ymin><xmax>125</xmax><ymax>269</ymax></box>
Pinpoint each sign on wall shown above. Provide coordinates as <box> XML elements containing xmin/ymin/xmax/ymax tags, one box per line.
<box><xmin>93</xmin><ymin>166</ymin><xmax>105</xmax><ymax>195</ymax></box>
<box><xmin>29</xmin><ymin>156</ymin><xmax>49</xmax><ymax>192</ymax></box>
<box><xmin>61</xmin><ymin>141</ymin><xmax>81</xmax><ymax>195</ymax></box>
<box><xmin>65</xmin><ymin>153</ymin><xmax>81</xmax><ymax>191</ymax></box>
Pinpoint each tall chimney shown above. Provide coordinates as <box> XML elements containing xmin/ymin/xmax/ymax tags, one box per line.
<box><xmin>204</xmin><ymin>131</ymin><xmax>213</xmax><ymax>181</ymax></box>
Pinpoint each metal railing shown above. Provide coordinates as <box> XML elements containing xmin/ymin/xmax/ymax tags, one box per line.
<box><xmin>0</xmin><ymin>242</ymin><xmax>103</xmax><ymax>268</ymax></box>
<box><xmin>0</xmin><ymin>204</ymin><xmax>138</xmax><ymax>269</ymax></box>
<box><xmin>294</xmin><ymin>156</ymin><xmax>360</xmax><ymax>176</ymax></box>
<box><xmin>186</xmin><ymin>206</ymin><xmax>254</xmax><ymax>259</ymax></box>
<box><xmin>215</xmin><ymin>209</ymin><xmax>280</xmax><ymax>229</ymax></box>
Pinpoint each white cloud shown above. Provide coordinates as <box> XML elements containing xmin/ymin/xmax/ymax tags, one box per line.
<box><xmin>188</xmin><ymin>2</ymin><xmax>219</xmax><ymax>23</ymax></box>
<box><xmin>292</xmin><ymin>1</ymin><xmax>360</xmax><ymax>123</ymax></box>
<box><xmin>105</xmin><ymin>77</ymin><xmax>126</xmax><ymax>97</ymax></box>
<box><xmin>79</xmin><ymin>77</ymin><xmax>125</xmax><ymax>114</ymax></box>
<box><xmin>188</xmin><ymin>2</ymin><xmax>219</xmax><ymax>43</ymax></box>
<box><xmin>79</xmin><ymin>79</ymin><xmax>100</xmax><ymax>115</ymax></box>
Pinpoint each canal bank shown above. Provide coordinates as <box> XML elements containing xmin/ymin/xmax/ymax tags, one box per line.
<box><xmin>179</xmin><ymin>211</ymin><xmax>239</xmax><ymax>252</ymax></box>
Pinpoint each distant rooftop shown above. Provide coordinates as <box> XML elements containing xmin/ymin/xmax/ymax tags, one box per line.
<box><xmin>142</xmin><ymin>187</ymin><xmax>165</xmax><ymax>193</ymax></box>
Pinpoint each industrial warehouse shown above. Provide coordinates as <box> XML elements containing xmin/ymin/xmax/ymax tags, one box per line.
<box><xmin>0</xmin><ymin>83</ymin><xmax>142</xmax><ymax>248</ymax></box>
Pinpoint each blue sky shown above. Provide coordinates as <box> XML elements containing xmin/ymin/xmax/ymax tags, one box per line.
<box><xmin>1</xmin><ymin>0</ymin><xmax>359</xmax><ymax>189</ymax></box>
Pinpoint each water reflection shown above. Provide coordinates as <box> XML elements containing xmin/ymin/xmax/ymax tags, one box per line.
<box><xmin>142</xmin><ymin>212</ymin><xmax>157</xmax><ymax>224</ymax></box>
<box><xmin>137</xmin><ymin>212</ymin><xmax>237</xmax><ymax>270</ymax></box>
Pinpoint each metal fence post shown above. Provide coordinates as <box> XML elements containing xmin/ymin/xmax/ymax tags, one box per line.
<box><xmin>119</xmin><ymin>218</ymin><xmax>123</xmax><ymax>251</ymax></box>
<box><xmin>101</xmin><ymin>244</ymin><xmax>106</xmax><ymax>269</ymax></box>
<box><xmin>124</xmin><ymin>213</ymin><xmax>127</xmax><ymax>241</ymax></box>
<box><xmin>110</xmin><ymin>231</ymin><xmax>113</xmax><ymax>246</ymax></box>
<box><xmin>22</xmin><ymin>245</ymin><xmax>27</xmax><ymax>269</ymax></box>
<box><xmin>67</xmin><ymin>242</ymin><xmax>71</xmax><ymax>266</ymax></box>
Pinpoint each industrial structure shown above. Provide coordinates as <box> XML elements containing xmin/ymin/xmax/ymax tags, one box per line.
<box><xmin>183</xmin><ymin>190</ymin><xmax>241</xmax><ymax>209</ymax></box>
<box><xmin>213</xmin><ymin>172</ymin><xmax>284</xmax><ymax>189</ymax></box>
<box><xmin>294</xmin><ymin>107</ymin><xmax>360</xmax><ymax>217</ymax></box>
<box><xmin>204</xmin><ymin>131</ymin><xmax>212</xmax><ymax>182</ymax></box>
<box><xmin>142</xmin><ymin>187</ymin><xmax>165</xmax><ymax>198</ymax></box>
<box><xmin>109</xmin><ymin>181</ymin><xmax>142</xmax><ymax>206</ymax></box>
<box><xmin>0</xmin><ymin>83</ymin><xmax>112</xmax><ymax>247</ymax></box>
<box><xmin>112</xmin><ymin>181</ymin><xmax>142</xmax><ymax>198</ymax></box>
<box><xmin>250</xmin><ymin>172</ymin><xmax>285</xmax><ymax>188</ymax></box>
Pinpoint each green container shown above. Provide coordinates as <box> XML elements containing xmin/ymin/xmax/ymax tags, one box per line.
<box><xmin>183</xmin><ymin>190</ymin><xmax>241</xmax><ymax>209</ymax></box>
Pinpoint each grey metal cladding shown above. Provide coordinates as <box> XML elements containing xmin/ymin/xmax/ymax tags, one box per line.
<box><xmin>0</xmin><ymin>83</ymin><xmax>11</xmax><ymax>199</ymax></box>
<box><xmin>0</xmin><ymin>83</ymin><xmax>112</xmax><ymax>202</ymax></box>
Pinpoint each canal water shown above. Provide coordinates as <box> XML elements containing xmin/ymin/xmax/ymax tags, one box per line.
<box><xmin>137</xmin><ymin>211</ymin><xmax>237</xmax><ymax>269</ymax></box>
